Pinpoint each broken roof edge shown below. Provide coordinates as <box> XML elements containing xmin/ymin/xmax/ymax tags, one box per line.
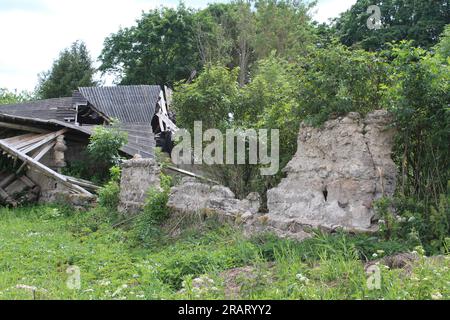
<box><xmin>0</xmin><ymin>113</ymin><xmax>154</xmax><ymax>159</ymax></box>
<box><xmin>0</xmin><ymin>113</ymin><xmax>92</xmax><ymax>136</ymax></box>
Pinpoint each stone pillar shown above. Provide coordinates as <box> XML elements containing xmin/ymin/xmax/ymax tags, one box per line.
<box><xmin>53</xmin><ymin>135</ymin><xmax>67</xmax><ymax>172</ymax></box>
<box><xmin>118</xmin><ymin>155</ymin><xmax>161</xmax><ymax>215</ymax></box>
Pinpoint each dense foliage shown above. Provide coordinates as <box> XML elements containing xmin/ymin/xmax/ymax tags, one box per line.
<box><xmin>99</xmin><ymin>4</ymin><xmax>201</xmax><ymax>87</ymax></box>
<box><xmin>335</xmin><ymin>0</ymin><xmax>450</xmax><ymax>51</ymax></box>
<box><xmin>36</xmin><ymin>41</ymin><xmax>97</xmax><ymax>99</ymax></box>
<box><xmin>170</xmin><ymin>1</ymin><xmax>449</xmax><ymax>250</ymax></box>
<box><xmin>99</xmin><ymin>0</ymin><xmax>315</xmax><ymax>87</ymax></box>
<box><xmin>0</xmin><ymin>88</ymin><xmax>33</xmax><ymax>105</ymax></box>
<box><xmin>87</xmin><ymin>121</ymin><xmax>128</xmax><ymax>167</ymax></box>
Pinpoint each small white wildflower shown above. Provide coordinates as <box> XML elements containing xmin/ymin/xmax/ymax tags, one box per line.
<box><xmin>98</xmin><ymin>280</ymin><xmax>111</xmax><ymax>286</ymax></box>
<box><xmin>112</xmin><ymin>284</ymin><xmax>128</xmax><ymax>297</ymax></box>
<box><xmin>372</xmin><ymin>253</ymin><xmax>378</xmax><ymax>258</ymax></box>
<box><xmin>296</xmin><ymin>274</ymin><xmax>309</xmax><ymax>284</ymax></box>
<box><xmin>431</xmin><ymin>292</ymin><xmax>443</xmax><ymax>300</ymax></box>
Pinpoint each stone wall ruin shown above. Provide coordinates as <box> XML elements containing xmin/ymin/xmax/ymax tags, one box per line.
<box><xmin>119</xmin><ymin>110</ymin><xmax>397</xmax><ymax>239</ymax></box>
<box><xmin>118</xmin><ymin>155</ymin><xmax>161</xmax><ymax>214</ymax></box>
<box><xmin>267</xmin><ymin>110</ymin><xmax>397</xmax><ymax>232</ymax></box>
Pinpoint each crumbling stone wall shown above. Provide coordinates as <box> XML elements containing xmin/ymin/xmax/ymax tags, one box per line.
<box><xmin>266</xmin><ymin>110</ymin><xmax>397</xmax><ymax>232</ymax></box>
<box><xmin>167</xmin><ymin>177</ymin><xmax>260</xmax><ymax>220</ymax></box>
<box><xmin>167</xmin><ymin>178</ymin><xmax>310</xmax><ymax>240</ymax></box>
<box><xmin>118</xmin><ymin>156</ymin><xmax>161</xmax><ymax>214</ymax></box>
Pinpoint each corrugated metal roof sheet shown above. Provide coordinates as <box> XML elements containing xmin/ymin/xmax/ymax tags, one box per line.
<box><xmin>78</xmin><ymin>85</ymin><xmax>161</xmax><ymax>124</ymax></box>
<box><xmin>0</xmin><ymin>97</ymin><xmax>73</xmax><ymax>120</ymax></box>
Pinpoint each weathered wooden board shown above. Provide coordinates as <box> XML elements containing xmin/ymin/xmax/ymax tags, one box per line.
<box><xmin>0</xmin><ymin>138</ymin><xmax>91</xmax><ymax>196</ymax></box>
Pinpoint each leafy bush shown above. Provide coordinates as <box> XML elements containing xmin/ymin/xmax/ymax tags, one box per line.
<box><xmin>97</xmin><ymin>166</ymin><xmax>122</xmax><ymax>212</ymax></box>
<box><xmin>87</xmin><ymin>120</ymin><xmax>128</xmax><ymax>182</ymax></box>
<box><xmin>375</xmin><ymin>186</ymin><xmax>450</xmax><ymax>254</ymax></box>
<box><xmin>384</xmin><ymin>42</ymin><xmax>450</xmax><ymax>209</ymax></box>
<box><xmin>0</xmin><ymin>88</ymin><xmax>33</xmax><ymax>105</ymax></box>
<box><xmin>132</xmin><ymin>174</ymin><xmax>173</xmax><ymax>247</ymax></box>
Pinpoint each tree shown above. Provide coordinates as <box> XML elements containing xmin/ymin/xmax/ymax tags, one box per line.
<box><xmin>173</xmin><ymin>66</ymin><xmax>239</xmax><ymax>132</ymax></box>
<box><xmin>0</xmin><ymin>88</ymin><xmax>33</xmax><ymax>105</ymax></box>
<box><xmin>383</xmin><ymin>41</ymin><xmax>450</xmax><ymax>204</ymax></box>
<box><xmin>435</xmin><ymin>24</ymin><xmax>450</xmax><ymax>60</ymax></box>
<box><xmin>37</xmin><ymin>41</ymin><xmax>97</xmax><ymax>99</ymax></box>
<box><xmin>99</xmin><ymin>4</ymin><xmax>200</xmax><ymax>87</ymax></box>
<box><xmin>335</xmin><ymin>0</ymin><xmax>450</xmax><ymax>51</ymax></box>
<box><xmin>253</xmin><ymin>0</ymin><xmax>316</xmax><ymax>60</ymax></box>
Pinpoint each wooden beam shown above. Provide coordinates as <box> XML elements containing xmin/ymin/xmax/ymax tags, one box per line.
<box><xmin>13</xmin><ymin>133</ymin><xmax>48</xmax><ymax>150</ymax></box>
<box><xmin>63</xmin><ymin>175</ymin><xmax>100</xmax><ymax>191</ymax></box>
<box><xmin>0</xmin><ymin>122</ymin><xmax>48</xmax><ymax>134</ymax></box>
<box><xmin>0</xmin><ymin>174</ymin><xmax>15</xmax><ymax>189</ymax></box>
<box><xmin>20</xmin><ymin>129</ymin><xmax>68</xmax><ymax>154</ymax></box>
<box><xmin>2</xmin><ymin>133</ymin><xmax>37</xmax><ymax>145</ymax></box>
<box><xmin>0</xmin><ymin>138</ymin><xmax>92</xmax><ymax>196</ymax></box>
<box><xmin>16</xmin><ymin>141</ymin><xmax>56</xmax><ymax>175</ymax></box>
<box><xmin>166</xmin><ymin>165</ymin><xmax>219</xmax><ymax>184</ymax></box>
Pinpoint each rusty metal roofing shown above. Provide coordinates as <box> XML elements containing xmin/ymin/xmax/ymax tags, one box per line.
<box><xmin>78</xmin><ymin>85</ymin><xmax>161</xmax><ymax>124</ymax></box>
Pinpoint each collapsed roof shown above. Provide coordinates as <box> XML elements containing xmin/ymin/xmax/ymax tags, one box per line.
<box><xmin>0</xmin><ymin>85</ymin><xmax>171</xmax><ymax>159</ymax></box>
<box><xmin>76</xmin><ymin>85</ymin><xmax>161</xmax><ymax>124</ymax></box>
<box><xmin>0</xmin><ymin>85</ymin><xmax>179</xmax><ymax>206</ymax></box>
<box><xmin>0</xmin><ymin>97</ymin><xmax>73</xmax><ymax>121</ymax></box>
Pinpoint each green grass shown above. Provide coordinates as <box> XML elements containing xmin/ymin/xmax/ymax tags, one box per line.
<box><xmin>0</xmin><ymin>205</ymin><xmax>448</xmax><ymax>300</ymax></box>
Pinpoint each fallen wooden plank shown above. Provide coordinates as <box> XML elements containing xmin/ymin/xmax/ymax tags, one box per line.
<box><xmin>0</xmin><ymin>138</ymin><xmax>92</xmax><ymax>196</ymax></box>
<box><xmin>63</xmin><ymin>176</ymin><xmax>100</xmax><ymax>191</ymax></box>
<box><xmin>19</xmin><ymin>176</ymin><xmax>35</xmax><ymax>188</ymax></box>
<box><xmin>13</xmin><ymin>132</ymin><xmax>49</xmax><ymax>150</ymax></box>
<box><xmin>166</xmin><ymin>165</ymin><xmax>219</xmax><ymax>184</ymax></box>
<box><xmin>0</xmin><ymin>122</ymin><xmax>48</xmax><ymax>134</ymax></box>
<box><xmin>1</xmin><ymin>133</ymin><xmax>37</xmax><ymax>145</ymax></box>
<box><xmin>20</xmin><ymin>129</ymin><xmax>68</xmax><ymax>154</ymax></box>
<box><xmin>0</xmin><ymin>187</ymin><xmax>10</xmax><ymax>200</ymax></box>
<box><xmin>16</xmin><ymin>141</ymin><xmax>56</xmax><ymax>175</ymax></box>
<box><xmin>0</xmin><ymin>173</ymin><xmax>15</xmax><ymax>189</ymax></box>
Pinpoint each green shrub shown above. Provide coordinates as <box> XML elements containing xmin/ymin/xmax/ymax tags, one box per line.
<box><xmin>97</xmin><ymin>166</ymin><xmax>121</xmax><ymax>212</ymax></box>
<box><xmin>375</xmin><ymin>188</ymin><xmax>450</xmax><ymax>254</ymax></box>
<box><xmin>132</xmin><ymin>174</ymin><xmax>173</xmax><ymax>247</ymax></box>
<box><xmin>86</xmin><ymin>120</ymin><xmax>128</xmax><ymax>182</ymax></box>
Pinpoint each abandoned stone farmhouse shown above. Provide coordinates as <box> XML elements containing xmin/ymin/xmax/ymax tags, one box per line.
<box><xmin>0</xmin><ymin>85</ymin><xmax>398</xmax><ymax>238</ymax></box>
<box><xmin>0</xmin><ymin>85</ymin><xmax>176</xmax><ymax>206</ymax></box>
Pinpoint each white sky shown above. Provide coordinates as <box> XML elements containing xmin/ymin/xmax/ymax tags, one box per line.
<box><xmin>0</xmin><ymin>0</ymin><xmax>356</xmax><ymax>92</ymax></box>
